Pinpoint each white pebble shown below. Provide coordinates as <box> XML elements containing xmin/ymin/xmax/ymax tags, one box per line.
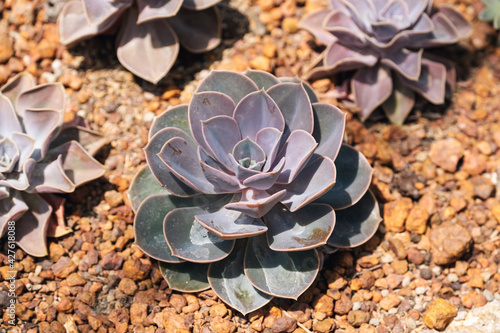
<box><xmin>352</xmin><ymin>302</ymin><xmax>362</xmax><ymax>311</ymax></box>
<box><xmin>402</xmin><ymin>276</ymin><xmax>412</xmax><ymax>288</ymax></box>
<box><xmin>381</xmin><ymin>253</ymin><xmax>394</xmax><ymax>263</ymax></box>
<box><xmin>483</xmin><ymin>290</ymin><xmax>494</xmax><ymax>302</ymax></box>
<box><xmin>447</xmin><ymin>273</ymin><xmax>459</xmax><ymax>283</ymax></box>
<box><xmin>388</xmin><ymin>308</ymin><xmax>398</xmax><ymax>315</ymax></box>
<box><xmin>381</xmin><ymin>289</ymin><xmax>389</xmax><ymax>297</ymax></box>
<box><xmin>432</xmin><ymin>266</ymin><xmax>442</xmax><ymax>276</ymax></box>
<box><xmin>415</xmin><ymin>286</ymin><xmax>427</xmax><ymax>295</ymax></box>
<box><xmin>455</xmin><ymin>311</ymin><xmax>467</xmax><ymax>321</ymax></box>
<box><xmin>143</xmin><ymin>112</ymin><xmax>155</xmax><ymax>123</ymax></box>
<box><xmin>369</xmin><ymin>318</ymin><xmax>380</xmax><ymax>326</ymax></box>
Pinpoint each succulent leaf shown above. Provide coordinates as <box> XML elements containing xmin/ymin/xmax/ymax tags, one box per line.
<box><xmin>136</xmin><ymin>0</ymin><xmax>183</xmax><ymax>23</ymax></box>
<box><xmin>150</xmin><ymin>105</ymin><xmax>191</xmax><ymax>139</ymax></box>
<box><xmin>128</xmin><ymin>165</ymin><xmax>170</xmax><ymax>211</ymax></box>
<box><xmin>159</xmin><ymin>261</ymin><xmax>210</xmax><ymax>292</ymax></box>
<box><xmin>208</xmin><ymin>240</ymin><xmax>273</xmax><ymax>315</ymax></box>
<box><xmin>244</xmin><ymin>234</ymin><xmax>320</xmax><ymax>299</ymax></box>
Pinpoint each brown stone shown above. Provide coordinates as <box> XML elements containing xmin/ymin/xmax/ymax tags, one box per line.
<box><xmin>388</xmin><ymin>238</ymin><xmax>407</xmax><ymax>259</ymax></box>
<box><xmin>210</xmin><ymin>303</ymin><xmax>228</xmax><ymax>317</ymax></box>
<box><xmin>313</xmin><ymin>294</ymin><xmax>334</xmax><ymax>316</ymax></box>
<box><xmin>379</xmin><ymin>293</ymin><xmax>401</xmax><ymax>310</ymax></box>
<box><xmin>211</xmin><ymin>316</ymin><xmax>236</xmax><ymax>333</ymax></box>
<box><xmin>384</xmin><ymin>198</ymin><xmax>413</xmax><ymax>232</ymax></box>
<box><xmin>52</xmin><ymin>257</ymin><xmax>77</xmax><ymax>278</ymax></box>
<box><xmin>66</xmin><ymin>273</ymin><xmax>86</xmax><ymax>286</ymax></box>
<box><xmin>407</xmin><ymin>247</ymin><xmax>425</xmax><ymax>265</ymax></box>
<box><xmin>56</xmin><ymin>297</ymin><xmax>73</xmax><ymax>313</ymax></box>
<box><xmin>100</xmin><ymin>251</ymin><xmax>124</xmax><ymax>270</ymax></box>
<box><xmin>271</xmin><ymin>316</ymin><xmax>297</xmax><ymax>333</ymax></box>
<box><xmin>405</xmin><ymin>205</ymin><xmax>429</xmax><ymax>234</ymax></box>
<box><xmin>118</xmin><ymin>278</ymin><xmax>138</xmax><ymax>295</ymax></box>
<box><xmin>423</xmin><ymin>298</ymin><xmax>457</xmax><ymax>330</ymax></box>
<box><xmin>430</xmin><ymin>222</ymin><xmax>472</xmax><ymax>265</ymax></box>
<box><xmin>334</xmin><ymin>292</ymin><xmax>353</xmax><ymax>315</ymax></box>
<box><xmin>348</xmin><ymin>310</ymin><xmax>370</xmax><ymax>327</ymax></box>
<box><xmin>287</xmin><ymin>303</ymin><xmax>311</xmax><ymax>323</ymax></box>
<box><xmin>0</xmin><ymin>34</ymin><xmax>13</xmax><ymax>63</ymax></box>
<box><xmin>49</xmin><ymin>243</ymin><xmax>66</xmax><ymax>261</ymax></box>
<box><xmin>462</xmin><ymin>151</ymin><xmax>487</xmax><ymax>176</ymax></box>
<box><xmin>104</xmin><ymin>190</ymin><xmax>123</xmax><ymax>208</ymax></box>
<box><xmin>429</xmin><ymin>139</ymin><xmax>464</xmax><ymax>172</ymax></box>
<box><xmin>109</xmin><ymin>308</ymin><xmax>129</xmax><ymax>333</ymax></box>
<box><xmin>471</xmin><ymin>176</ymin><xmax>494</xmax><ymax>200</ymax></box>
<box><xmin>314</xmin><ymin>318</ymin><xmax>335</xmax><ymax>332</ymax></box>
<box><xmin>130</xmin><ymin>303</ymin><xmax>148</xmax><ymax>325</ymax></box>
<box><xmin>123</xmin><ymin>258</ymin><xmax>151</xmax><ymax>281</ymax></box>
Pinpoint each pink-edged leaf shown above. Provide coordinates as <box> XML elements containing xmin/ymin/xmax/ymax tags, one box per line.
<box><xmin>244</xmin><ymin>69</ymin><xmax>281</xmax><ymax>90</ymax></box>
<box><xmin>183</xmin><ymin>0</ymin><xmax>222</xmax><ymax>10</ymax></box>
<box><xmin>27</xmin><ymin>155</ymin><xmax>75</xmax><ymax>193</ymax></box>
<box><xmin>267</xmin><ymin>83</ymin><xmax>314</xmax><ymax>141</ymax></box>
<box><xmin>202</xmin><ymin>115</ymin><xmax>241</xmax><ymax>170</ymax></box>
<box><xmin>382</xmin><ymin>75</ymin><xmax>416</xmax><ymax>125</ymax></box>
<box><xmin>145</xmin><ymin>127</ymin><xmax>197</xmax><ymax>197</ymax></box>
<box><xmin>423</xmin><ymin>53</ymin><xmax>456</xmax><ymax>97</ymax></box>
<box><xmin>117</xmin><ymin>8</ymin><xmax>179</xmax><ymax>84</ymax></box>
<box><xmin>150</xmin><ymin>104</ymin><xmax>190</xmax><ymax>139</ymax></box>
<box><xmin>232</xmin><ymin>138</ymin><xmax>266</xmax><ymax>166</ymax></box>
<box><xmin>42</xmin><ymin>193</ymin><xmax>71</xmax><ymax>238</ymax></box>
<box><xmin>255</xmin><ymin>127</ymin><xmax>282</xmax><ymax>172</ymax></box>
<box><xmin>0</xmin><ymin>96</ymin><xmax>21</xmax><ymax>139</ymax></box>
<box><xmin>0</xmin><ymin>159</ymin><xmax>35</xmax><ymax>191</ymax></box>
<box><xmin>0</xmin><ymin>72</ymin><xmax>35</xmax><ymax>105</ymax></box>
<box><xmin>200</xmin><ymin>160</ymin><xmax>241</xmax><ymax>192</ymax></box>
<box><xmin>341</xmin><ymin>0</ymin><xmax>376</xmax><ymax>32</ymax></box>
<box><xmin>225</xmin><ymin>188</ymin><xmax>286</xmax><ymax>218</ymax></box>
<box><xmin>400</xmin><ymin>57</ymin><xmax>446</xmax><ymax>104</ymax></box>
<box><xmin>57</xmin><ymin>0</ymin><xmax>123</xmax><ymax>45</ymax></box>
<box><xmin>264</xmin><ymin>203</ymin><xmax>335</xmax><ymax>251</ymax></box>
<box><xmin>233</xmin><ymin>90</ymin><xmax>285</xmax><ymax>141</ymax></box>
<box><xmin>275</xmin><ymin>156</ymin><xmax>336</xmax><ymax>212</ymax></box>
<box><xmin>352</xmin><ymin>65</ymin><xmax>393</xmax><ymax>121</ymax></box>
<box><xmin>315</xmin><ymin>144</ymin><xmax>373</xmax><ymax>209</ymax></box>
<box><xmin>137</xmin><ymin>0</ymin><xmax>183</xmax><ymax>23</ymax></box>
<box><xmin>311</xmin><ymin>103</ymin><xmax>346</xmax><ymax>160</ymax></box>
<box><xmin>415</xmin><ymin>12</ymin><xmax>459</xmax><ymax>47</ymax></box>
<box><xmin>228</xmin><ymin>154</ymin><xmax>260</xmax><ymax>183</ymax></box>
<box><xmin>195</xmin><ymin>70</ymin><xmax>258</xmax><ymax>104</ymax></box>
<box><xmin>82</xmin><ymin>0</ymin><xmax>131</xmax><ymax>26</ymax></box>
<box><xmin>49</xmin><ymin>125</ymin><xmax>106</xmax><ymax>157</ymax></box>
<box><xmin>327</xmin><ymin>191</ymin><xmax>381</xmax><ymax>248</ymax></box>
<box><xmin>324</xmin><ymin>10</ymin><xmax>367</xmax><ymax>46</ymax></box>
<box><xmin>404</xmin><ymin>0</ymin><xmax>428</xmax><ymax>24</ymax></box>
<box><xmin>437</xmin><ymin>4</ymin><xmax>472</xmax><ymax>38</ymax></box>
<box><xmin>381</xmin><ymin>48</ymin><xmax>422</xmax><ymax>81</ymax></box>
<box><xmin>0</xmin><ymin>191</ymin><xmax>28</xmax><ymax>237</ymax></box>
<box><xmin>189</xmin><ymin>92</ymin><xmax>235</xmax><ymax>154</ymax></box>
<box><xmin>15</xmin><ymin>193</ymin><xmax>52</xmax><ymax>257</ymax></box>
<box><xmin>380</xmin><ymin>0</ymin><xmax>410</xmax><ymax>29</ymax></box>
<box><xmin>242</xmin><ymin>158</ymin><xmax>285</xmax><ymax>191</ymax></box>
<box><xmin>23</xmin><ymin>109</ymin><xmax>62</xmax><ymax>160</ymax></box>
<box><xmin>164</xmin><ymin>206</ymin><xmax>235</xmax><ymax>262</ymax></box>
<box><xmin>17</xmin><ymin>83</ymin><xmax>65</xmax><ymax>119</ymax></box>
<box><xmin>274</xmin><ymin>130</ymin><xmax>317</xmax><ymax>184</ymax></box>
<box><xmin>195</xmin><ymin>207</ymin><xmax>267</xmax><ymax>240</ymax></box>
<box><xmin>44</xmin><ymin>141</ymin><xmax>104</xmax><ymax>187</ymax></box>
<box><xmin>371</xmin><ymin>21</ymin><xmax>399</xmax><ymax>41</ymax></box>
<box><xmin>158</xmin><ymin>137</ymin><xmax>216</xmax><ymax>194</ymax></box>
<box><xmin>167</xmin><ymin>7</ymin><xmax>221</xmax><ymax>53</ymax></box>
<box><xmin>323</xmin><ymin>41</ymin><xmax>378</xmax><ymax>72</ymax></box>
<box><xmin>299</xmin><ymin>9</ymin><xmax>337</xmax><ymax>46</ymax></box>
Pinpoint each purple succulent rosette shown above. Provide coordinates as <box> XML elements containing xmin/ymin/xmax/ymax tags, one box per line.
<box><xmin>299</xmin><ymin>0</ymin><xmax>472</xmax><ymax>125</ymax></box>
<box><xmin>57</xmin><ymin>0</ymin><xmax>222</xmax><ymax>84</ymax></box>
<box><xmin>128</xmin><ymin>70</ymin><xmax>381</xmax><ymax>314</ymax></box>
<box><xmin>0</xmin><ymin>73</ymin><xmax>105</xmax><ymax>257</ymax></box>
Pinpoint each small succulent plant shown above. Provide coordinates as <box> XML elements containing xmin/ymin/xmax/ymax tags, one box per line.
<box><xmin>480</xmin><ymin>0</ymin><xmax>500</xmax><ymax>29</ymax></box>
<box><xmin>58</xmin><ymin>0</ymin><xmax>222</xmax><ymax>84</ymax></box>
<box><xmin>0</xmin><ymin>73</ymin><xmax>105</xmax><ymax>257</ymax></box>
<box><xmin>128</xmin><ymin>69</ymin><xmax>381</xmax><ymax>314</ymax></box>
<box><xmin>299</xmin><ymin>0</ymin><xmax>472</xmax><ymax>125</ymax></box>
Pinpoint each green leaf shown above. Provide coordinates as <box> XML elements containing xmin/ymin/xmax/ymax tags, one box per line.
<box><xmin>208</xmin><ymin>240</ymin><xmax>273</xmax><ymax>315</ymax></box>
<box><xmin>128</xmin><ymin>165</ymin><xmax>169</xmax><ymax>212</ymax></box>
<box><xmin>244</xmin><ymin>234</ymin><xmax>319</xmax><ymax>299</ymax></box>
<box><xmin>150</xmin><ymin>104</ymin><xmax>191</xmax><ymax>139</ymax></box>
<box><xmin>327</xmin><ymin>190</ymin><xmax>381</xmax><ymax>248</ymax></box>
<box><xmin>159</xmin><ymin>261</ymin><xmax>210</xmax><ymax>292</ymax></box>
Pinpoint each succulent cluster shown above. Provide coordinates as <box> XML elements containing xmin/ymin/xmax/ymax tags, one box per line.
<box><xmin>0</xmin><ymin>73</ymin><xmax>105</xmax><ymax>257</ymax></box>
<box><xmin>129</xmin><ymin>70</ymin><xmax>381</xmax><ymax>313</ymax></box>
<box><xmin>58</xmin><ymin>0</ymin><xmax>222</xmax><ymax>84</ymax></box>
<box><xmin>480</xmin><ymin>0</ymin><xmax>500</xmax><ymax>29</ymax></box>
<box><xmin>299</xmin><ymin>0</ymin><xmax>472</xmax><ymax>124</ymax></box>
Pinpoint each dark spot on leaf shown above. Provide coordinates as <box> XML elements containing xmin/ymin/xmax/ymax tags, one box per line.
<box><xmin>202</xmin><ymin>98</ymin><xmax>211</xmax><ymax>105</ymax></box>
<box><xmin>292</xmin><ymin>228</ymin><xmax>328</xmax><ymax>245</ymax></box>
<box><xmin>168</xmin><ymin>143</ymin><xmax>182</xmax><ymax>156</ymax></box>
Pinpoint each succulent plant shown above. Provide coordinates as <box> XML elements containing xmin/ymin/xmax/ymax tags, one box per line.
<box><xmin>299</xmin><ymin>0</ymin><xmax>472</xmax><ymax>125</ymax></box>
<box><xmin>0</xmin><ymin>73</ymin><xmax>105</xmax><ymax>257</ymax></box>
<box><xmin>128</xmin><ymin>69</ymin><xmax>381</xmax><ymax>314</ymax></box>
<box><xmin>480</xmin><ymin>0</ymin><xmax>500</xmax><ymax>29</ymax></box>
<box><xmin>58</xmin><ymin>0</ymin><xmax>222</xmax><ymax>84</ymax></box>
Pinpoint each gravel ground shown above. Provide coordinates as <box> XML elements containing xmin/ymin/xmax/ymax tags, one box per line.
<box><xmin>1</xmin><ymin>0</ymin><xmax>500</xmax><ymax>332</ymax></box>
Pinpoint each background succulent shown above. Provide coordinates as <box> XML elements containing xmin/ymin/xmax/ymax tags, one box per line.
<box><xmin>0</xmin><ymin>73</ymin><xmax>105</xmax><ymax>257</ymax></box>
<box><xmin>480</xmin><ymin>0</ymin><xmax>500</xmax><ymax>29</ymax></box>
<box><xmin>58</xmin><ymin>0</ymin><xmax>222</xmax><ymax>84</ymax></box>
<box><xmin>299</xmin><ymin>0</ymin><xmax>472</xmax><ymax>125</ymax></box>
<box><xmin>128</xmin><ymin>70</ymin><xmax>381</xmax><ymax>314</ymax></box>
